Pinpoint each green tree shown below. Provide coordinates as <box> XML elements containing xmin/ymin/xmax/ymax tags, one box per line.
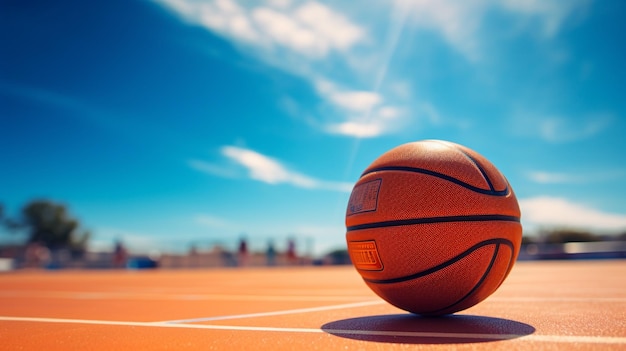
<box><xmin>19</xmin><ymin>200</ymin><xmax>90</xmax><ymax>254</ymax></box>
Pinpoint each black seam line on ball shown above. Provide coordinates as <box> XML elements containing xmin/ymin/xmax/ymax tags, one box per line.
<box><xmin>346</xmin><ymin>214</ymin><xmax>520</xmax><ymax>232</ymax></box>
<box><xmin>430</xmin><ymin>140</ymin><xmax>496</xmax><ymax>192</ymax></box>
<box><xmin>444</xmin><ymin>142</ymin><xmax>496</xmax><ymax>192</ymax></box>
<box><xmin>424</xmin><ymin>243</ymin><xmax>501</xmax><ymax>315</ymax></box>
<box><xmin>360</xmin><ymin>166</ymin><xmax>507</xmax><ymax>196</ymax></box>
<box><xmin>361</xmin><ymin>238</ymin><xmax>514</xmax><ymax>285</ymax></box>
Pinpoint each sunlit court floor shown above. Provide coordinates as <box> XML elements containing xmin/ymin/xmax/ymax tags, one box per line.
<box><xmin>1</xmin><ymin>260</ymin><xmax>625</xmax><ymax>350</ymax></box>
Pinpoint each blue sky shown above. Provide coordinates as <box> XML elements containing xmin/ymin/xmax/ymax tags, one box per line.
<box><xmin>1</xmin><ymin>0</ymin><xmax>626</xmax><ymax>256</ymax></box>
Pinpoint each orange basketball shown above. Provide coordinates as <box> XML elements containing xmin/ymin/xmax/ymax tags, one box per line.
<box><xmin>345</xmin><ymin>140</ymin><xmax>522</xmax><ymax>316</ymax></box>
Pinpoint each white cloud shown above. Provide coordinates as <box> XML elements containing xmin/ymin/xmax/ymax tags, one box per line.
<box><xmin>156</xmin><ymin>0</ymin><xmax>588</xmax><ymax>65</ymax></box>
<box><xmin>527</xmin><ymin>170</ymin><xmax>626</xmax><ymax>184</ymax></box>
<box><xmin>293</xmin><ymin>2</ymin><xmax>364</xmax><ymax>52</ymax></box>
<box><xmin>538</xmin><ymin>115</ymin><xmax>612</xmax><ymax>143</ymax></box>
<box><xmin>221</xmin><ymin>145</ymin><xmax>317</xmax><ymax>187</ymax></box>
<box><xmin>157</xmin><ymin>0</ymin><xmax>365</xmax><ymax>59</ymax></box>
<box><xmin>396</xmin><ymin>0</ymin><xmax>484</xmax><ymax>60</ymax></box>
<box><xmin>313</xmin><ymin>78</ymin><xmax>407</xmax><ymax>138</ymax></box>
<box><xmin>327</xmin><ymin>90</ymin><xmax>382</xmax><ymax>112</ymax></box>
<box><xmin>520</xmin><ymin>196</ymin><xmax>626</xmax><ymax>232</ymax></box>
<box><xmin>314</xmin><ymin>78</ymin><xmax>383</xmax><ymax>112</ymax></box>
<box><xmin>397</xmin><ymin>0</ymin><xmax>588</xmax><ymax>60</ymax></box>
<box><xmin>253</xmin><ymin>7</ymin><xmax>324</xmax><ymax>56</ymax></box>
<box><xmin>325</xmin><ymin>121</ymin><xmax>384</xmax><ymax>138</ymax></box>
<box><xmin>317</xmin><ymin>180</ymin><xmax>354</xmax><ymax>193</ymax></box>
<box><xmin>156</xmin><ymin>0</ymin><xmax>590</xmax><ymax>140</ymax></box>
<box><xmin>512</xmin><ymin>113</ymin><xmax>613</xmax><ymax>143</ymax></box>
<box><xmin>527</xmin><ymin>171</ymin><xmax>581</xmax><ymax>184</ymax></box>
<box><xmin>266</xmin><ymin>0</ymin><xmax>291</xmax><ymax>9</ymax></box>
<box><xmin>155</xmin><ymin>0</ymin><xmax>414</xmax><ymax>139</ymax></box>
<box><xmin>500</xmin><ymin>0</ymin><xmax>588</xmax><ymax>37</ymax></box>
<box><xmin>323</xmin><ymin>106</ymin><xmax>407</xmax><ymax>138</ymax></box>
<box><xmin>378</xmin><ymin>106</ymin><xmax>401</xmax><ymax>119</ymax></box>
<box><xmin>190</xmin><ymin>146</ymin><xmax>352</xmax><ymax>192</ymax></box>
<box><xmin>194</xmin><ymin>214</ymin><xmax>232</xmax><ymax>228</ymax></box>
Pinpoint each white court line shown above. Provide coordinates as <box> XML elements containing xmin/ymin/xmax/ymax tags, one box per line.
<box><xmin>0</xmin><ymin>291</ymin><xmax>374</xmax><ymax>302</ymax></box>
<box><xmin>490</xmin><ymin>297</ymin><xmax>626</xmax><ymax>302</ymax></box>
<box><xmin>160</xmin><ymin>300</ymin><xmax>385</xmax><ymax>323</ymax></box>
<box><xmin>1</xmin><ymin>316</ymin><xmax>625</xmax><ymax>344</ymax></box>
<box><xmin>2</xmin><ymin>291</ymin><xmax>623</xmax><ymax>303</ymax></box>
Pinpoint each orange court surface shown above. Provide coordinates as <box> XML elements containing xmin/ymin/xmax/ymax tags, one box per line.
<box><xmin>1</xmin><ymin>260</ymin><xmax>625</xmax><ymax>350</ymax></box>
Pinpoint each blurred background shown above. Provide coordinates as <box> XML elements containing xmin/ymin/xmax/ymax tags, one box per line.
<box><xmin>1</xmin><ymin>0</ymin><xmax>625</xmax><ymax>270</ymax></box>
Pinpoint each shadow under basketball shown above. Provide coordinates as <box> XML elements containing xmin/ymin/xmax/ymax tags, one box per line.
<box><xmin>321</xmin><ymin>314</ymin><xmax>535</xmax><ymax>344</ymax></box>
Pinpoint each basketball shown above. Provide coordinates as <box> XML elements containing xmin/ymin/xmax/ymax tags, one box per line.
<box><xmin>345</xmin><ymin>140</ymin><xmax>522</xmax><ymax>316</ymax></box>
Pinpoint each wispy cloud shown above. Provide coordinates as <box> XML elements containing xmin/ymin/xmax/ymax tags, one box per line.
<box><xmin>155</xmin><ymin>0</ymin><xmax>589</xmax><ymax>140</ymax></box>
<box><xmin>538</xmin><ymin>115</ymin><xmax>613</xmax><ymax>143</ymax></box>
<box><xmin>527</xmin><ymin>171</ymin><xmax>584</xmax><ymax>184</ymax></box>
<box><xmin>221</xmin><ymin>146</ymin><xmax>316</xmax><ymax>187</ymax></box>
<box><xmin>527</xmin><ymin>170</ymin><xmax>626</xmax><ymax>184</ymax></box>
<box><xmin>194</xmin><ymin>214</ymin><xmax>232</xmax><ymax>228</ymax></box>
<box><xmin>153</xmin><ymin>0</ymin><xmax>423</xmax><ymax>139</ymax></box>
<box><xmin>499</xmin><ymin>0</ymin><xmax>589</xmax><ymax>38</ymax></box>
<box><xmin>398</xmin><ymin>0</ymin><xmax>588</xmax><ymax>60</ymax></box>
<box><xmin>314</xmin><ymin>78</ymin><xmax>406</xmax><ymax>138</ymax></box>
<box><xmin>520</xmin><ymin>196</ymin><xmax>626</xmax><ymax>232</ymax></box>
<box><xmin>156</xmin><ymin>0</ymin><xmax>365</xmax><ymax>59</ymax></box>
<box><xmin>156</xmin><ymin>0</ymin><xmax>587</xmax><ymax>64</ymax></box>
<box><xmin>156</xmin><ymin>0</ymin><xmax>380</xmax><ymax>137</ymax></box>
<box><xmin>326</xmin><ymin>90</ymin><xmax>382</xmax><ymax>113</ymax></box>
<box><xmin>397</xmin><ymin>0</ymin><xmax>484</xmax><ymax>61</ymax></box>
<box><xmin>512</xmin><ymin>113</ymin><xmax>613</xmax><ymax>143</ymax></box>
<box><xmin>190</xmin><ymin>146</ymin><xmax>353</xmax><ymax>192</ymax></box>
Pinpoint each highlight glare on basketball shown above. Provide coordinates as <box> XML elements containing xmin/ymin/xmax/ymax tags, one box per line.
<box><xmin>346</xmin><ymin>140</ymin><xmax>522</xmax><ymax>316</ymax></box>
